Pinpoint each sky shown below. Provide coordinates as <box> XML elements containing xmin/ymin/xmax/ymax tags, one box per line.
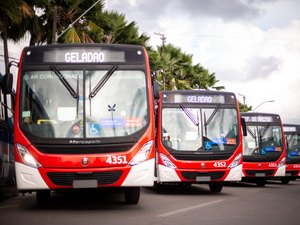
<box><xmin>105</xmin><ymin>0</ymin><xmax>300</xmax><ymax>124</ymax></box>
<box><xmin>1</xmin><ymin>0</ymin><xmax>300</xmax><ymax>124</ymax></box>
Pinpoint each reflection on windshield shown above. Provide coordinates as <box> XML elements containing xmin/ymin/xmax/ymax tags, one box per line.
<box><xmin>20</xmin><ymin>70</ymin><xmax>148</xmax><ymax>139</ymax></box>
<box><xmin>243</xmin><ymin>125</ymin><xmax>283</xmax><ymax>156</ymax></box>
<box><xmin>162</xmin><ymin>107</ymin><xmax>238</xmax><ymax>151</ymax></box>
<box><xmin>285</xmin><ymin>134</ymin><xmax>300</xmax><ymax>158</ymax></box>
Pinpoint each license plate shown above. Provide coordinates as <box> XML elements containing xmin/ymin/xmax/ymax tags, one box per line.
<box><xmin>196</xmin><ymin>176</ymin><xmax>211</xmax><ymax>182</ymax></box>
<box><xmin>73</xmin><ymin>180</ymin><xmax>97</xmax><ymax>188</ymax></box>
<box><xmin>255</xmin><ymin>173</ymin><xmax>265</xmax><ymax>177</ymax></box>
<box><xmin>285</xmin><ymin>173</ymin><xmax>292</xmax><ymax>176</ymax></box>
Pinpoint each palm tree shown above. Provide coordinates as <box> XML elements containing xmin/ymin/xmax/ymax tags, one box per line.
<box><xmin>239</xmin><ymin>102</ymin><xmax>252</xmax><ymax>112</ymax></box>
<box><xmin>91</xmin><ymin>10</ymin><xmax>149</xmax><ymax>45</ymax></box>
<box><xmin>149</xmin><ymin>43</ymin><xmax>224</xmax><ymax>91</ymax></box>
<box><xmin>56</xmin><ymin>0</ymin><xmax>104</xmax><ymax>43</ymax></box>
<box><xmin>189</xmin><ymin>64</ymin><xmax>224</xmax><ymax>90</ymax></box>
<box><xmin>27</xmin><ymin>0</ymin><xmax>105</xmax><ymax>44</ymax></box>
<box><xmin>0</xmin><ymin>0</ymin><xmax>33</xmax><ymax>73</ymax></box>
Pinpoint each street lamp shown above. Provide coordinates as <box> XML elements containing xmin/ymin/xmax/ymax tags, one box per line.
<box><xmin>253</xmin><ymin>100</ymin><xmax>275</xmax><ymax>112</ymax></box>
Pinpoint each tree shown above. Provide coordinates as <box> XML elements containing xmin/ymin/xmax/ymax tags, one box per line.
<box><xmin>239</xmin><ymin>102</ymin><xmax>252</xmax><ymax>112</ymax></box>
<box><xmin>0</xmin><ymin>0</ymin><xmax>33</xmax><ymax>73</ymax></box>
<box><xmin>90</xmin><ymin>10</ymin><xmax>149</xmax><ymax>45</ymax></box>
<box><xmin>41</xmin><ymin>0</ymin><xmax>104</xmax><ymax>44</ymax></box>
<box><xmin>149</xmin><ymin>44</ymin><xmax>223</xmax><ymax>91</ymax></box>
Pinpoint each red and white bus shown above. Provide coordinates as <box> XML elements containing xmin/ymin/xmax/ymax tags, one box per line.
<box><xmin>4</xmin><ymin>44</ymin><xmax>157</xmax><ymax>204</ymax></box>
<box><xmin>241</xmin><ymin>112</ymin><xmax>286</xmax><ymax>186</ymax></box>
<box><xmin>282</xmin><ymin>124</ymin><xmax>300</xmax><ymax>183</ymax></box>
<box><xmin>156</xmin><ymin>90</ymin><xmax>244</xmax><ymax>192</ymax></box>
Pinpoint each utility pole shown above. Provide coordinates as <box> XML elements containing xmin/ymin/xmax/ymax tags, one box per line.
<box><xmin>154</xmin><ymin>32</ymin><xmax>166</xmax><ymax>50</ymax></box>
<box><xmin>238</xmin><ymin>93</ymin><xmax>246</xmax><ymax>105</ymax></box>
<box><xmin>52</xmin><ymin>5</ymin><xmax>58</xmax><ymax>44</ymax></box>
<box><xmin>154</xmin><ymin>32</ymin><xmax>167</xmax><ymax>90</ymax></box>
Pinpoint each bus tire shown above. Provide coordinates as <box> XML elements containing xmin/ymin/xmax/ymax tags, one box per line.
<box><xmin>209</xmin><ymin>182</ymin><xmax>223</xmax><ymax>193</ymax></box>
<box><xmin>280</xmin><ymin>177</ymin><xmax>290</xmax><ymax>184</ymax></box>
<box><xmin>124</xmin><ymin>187</ymin><xmax>140</xmax><ymax>204</ymax></box>
<box><xmin>36</xmin><ymin>190</ymin><xmax>51</xmax><ymax>206</ymax></box>
<box><xmin>256</xmin><ymin>179</ymin><xmax>266</xmax><ymax>187</ymax></box>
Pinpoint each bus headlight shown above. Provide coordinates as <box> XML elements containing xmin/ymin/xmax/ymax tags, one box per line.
<box><xmin>278</xmin><ymin>157</ymin><xmax>285</xmax><ymax>168</ymax></box>
<box><xmin>160</xmin><ymin>153</ymin><xmax>177</xmax><ymax>169</ymax></box>
<box><xmin>229</xmin><ymin>153</ymin><xmax>242</xmax><ymax>169</ymax></box>
<box><xmin>128</xmin><ymin>140</ymin><xmax>153</xmax><ymax>166</ymax></box>
<box><xmin>16</xmin><ymin>143</ymin><xmax>41</xmax><ymax>168</ymax></box>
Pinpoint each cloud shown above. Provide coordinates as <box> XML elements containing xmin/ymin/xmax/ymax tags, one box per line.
<box><xmin>176</xmin><ymin>0</ymin><xmax>263</xmax><ymax>22</ymax></box>
<box><xmin>245</xmin><ymin>56</ymin><xmax>282</xmax><ymax>80</ymax></box>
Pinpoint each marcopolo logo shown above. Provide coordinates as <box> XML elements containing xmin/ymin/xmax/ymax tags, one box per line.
<box><xmin>69</xmin><ymin>139</ymin><xmax>101</xmax><ymax>144</ymax></box>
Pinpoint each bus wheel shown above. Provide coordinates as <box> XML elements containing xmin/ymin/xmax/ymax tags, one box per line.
<box><xmin>209</xmin><ymin>182</ymin><xmax>223</xmax><ymax>193</ymax></box>
<box><xmin>36</xmin><ymin>190</ymin><xmax>51</xmax><ymax>206</ymax></box>
<box><xmin>280</xmin><ymin>177</ymin><xmax>290</xmax><ymax>184</ymax></box>
<box><xmin>256</xmin><ymin>179</ymin><xmax>266</xmax><ymax>187</ymax></box>
<box><xmin>124</xmin><ymin>187</ymin><xmax>140</xmax><ymax>204</ymax></box>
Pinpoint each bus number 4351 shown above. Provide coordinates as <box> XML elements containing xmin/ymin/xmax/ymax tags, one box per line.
<box><xmin>106</xmin><ymin>155</ymin><xmax>128</xmax><ymax>165</ymax></box>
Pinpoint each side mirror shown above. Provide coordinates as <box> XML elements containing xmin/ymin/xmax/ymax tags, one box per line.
<box><xmin>241</xmin><ymin>117</ymin><xmax>247</xmax><ymax>136</ymax></box>
<box><xmin>1</xmin><ymin>73</ymin><xmax>13</xmax><ymax>95</ymax></box>
<box><xmin>153</xmin><ymin>80</ymin><xmax>160</xmax><ymax>100</ymax></box>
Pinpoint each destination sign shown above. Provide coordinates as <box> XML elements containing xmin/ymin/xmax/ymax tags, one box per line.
<box><xmin>283</xmin><ymin>126</ymin><xmax>297</xmax><ymax>132</ymax></box>
<box><xmin>43</xmin><ymin>48</ymin><xmax>125</xmax><ymax>63</ymax></box>
<box><xmin>22</xmin><ymin>45</ymin><xmax>147</xmax><ymax>65</ymax></box>
<box><xmin>162</xmin><ymin>91</ymin><xmax>235</xmax><ymax>104</ymax></box>
<box><xmin>243</xmin><ymin>116</ymin><xmax>274</xmax><ymax>123</ymax></box>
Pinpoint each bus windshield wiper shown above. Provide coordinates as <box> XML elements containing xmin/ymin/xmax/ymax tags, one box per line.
<box><xmin>180</xmin><ymin>104</ymin><xmax>199</xmax><ymax>126</ymax></box>
<box><xmin>205</xmin><ymin>105</ymin><xmax>220</xmax><ymax>126</ymax></box>
<box><xmin>247</xmin><ymin>127</ymin><xmax>256</xmax><ymax>139</ymax></box>
<box><xmin>50</xmin><ymin>66</ymin><xmax>78</xmax><ymax>99</ymax></box>
<box><xmin>89</xmin><ymin>65</ymin><xmax>118</xmax><ymax>99</ymax></box>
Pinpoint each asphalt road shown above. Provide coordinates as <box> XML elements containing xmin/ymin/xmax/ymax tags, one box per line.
<box><xmin>0</xmin><ymin>180</ymin><xmax>300</xmax><ymax>225</ymax></box>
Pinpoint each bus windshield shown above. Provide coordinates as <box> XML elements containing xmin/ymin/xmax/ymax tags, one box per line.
<box><xmin>285</xmin><ymin>133</ymin><xmax>300</xmax><ymax>158</ymax></box>
<box><xmin>20</xmin><ymin>69</ymin><xmax>148</xmax><ymax>138</ymax></box>
<box><xmin>243</xmin><ymin>125</ymin><xmax>283</xmax><ymax>156</ymax></box>
<box><xmin>162</xmin><ymin>107</ymin><xmax>238</xmax><ymax>151</ymax></box>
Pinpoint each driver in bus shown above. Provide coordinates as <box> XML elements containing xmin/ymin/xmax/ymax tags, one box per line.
<box><xmin>164</xmin><ymin>135</ymin><xmax>172</xmax><ymax>147</ymax></box>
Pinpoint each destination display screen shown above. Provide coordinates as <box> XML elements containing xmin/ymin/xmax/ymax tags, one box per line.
<box><xmin>243</xmin><ymin>116</ymin><xmax>274</xmax><ymax>123</ymax></box>
<box><xmin>162</xmin><ymin>91</ymin><xmax>236</xmax><ymax>104</ymax></box>
<box><xmin>22</xmin><ymin>45</ymin><xmax>145</xmax><ymax>64</ymax></box>
<box><xmin>43</xmin><ymin>48</ymin><xmax>126</xmax><ymax>63</ymax></box>
<box><xmin>283</xmin><ymin>126</ymin><xmax>297</xmax><ymax>132</ymax></box>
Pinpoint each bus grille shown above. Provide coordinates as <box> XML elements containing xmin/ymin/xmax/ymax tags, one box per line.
<box><xmin>286</xmin><ymin>157</ymin><xmax>300</xmax><ymax>164</ymax></box>
<box><xmin>244</xmin><ymin>170</ymin><xmax>275</xmax><ymax>176</ymax></box>
<box><xmin>181</xmin><ymin>171</ymin><xmax>226</xmax><ymax>181</ymax></box>
<box><xmin>47</xmin><ymin>171</ymin><xmax>123</xmax><ymax>186</ymax></box>
<box><xmin>243</xmin><ymin>154</ymin><xmax>281</xmax><ymax>162</ymax></box>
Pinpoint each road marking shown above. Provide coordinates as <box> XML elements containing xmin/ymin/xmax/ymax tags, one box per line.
<box><xmin>157</xmin><ymin>199</ymin><xmax>224</xmax><ymax>218</ymax></box>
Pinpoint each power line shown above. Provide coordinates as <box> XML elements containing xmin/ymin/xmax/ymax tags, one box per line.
<box><xmin>160</xmin><ymin>33</ymin><xmax>300</xmax><ymax>41</ymax></box>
